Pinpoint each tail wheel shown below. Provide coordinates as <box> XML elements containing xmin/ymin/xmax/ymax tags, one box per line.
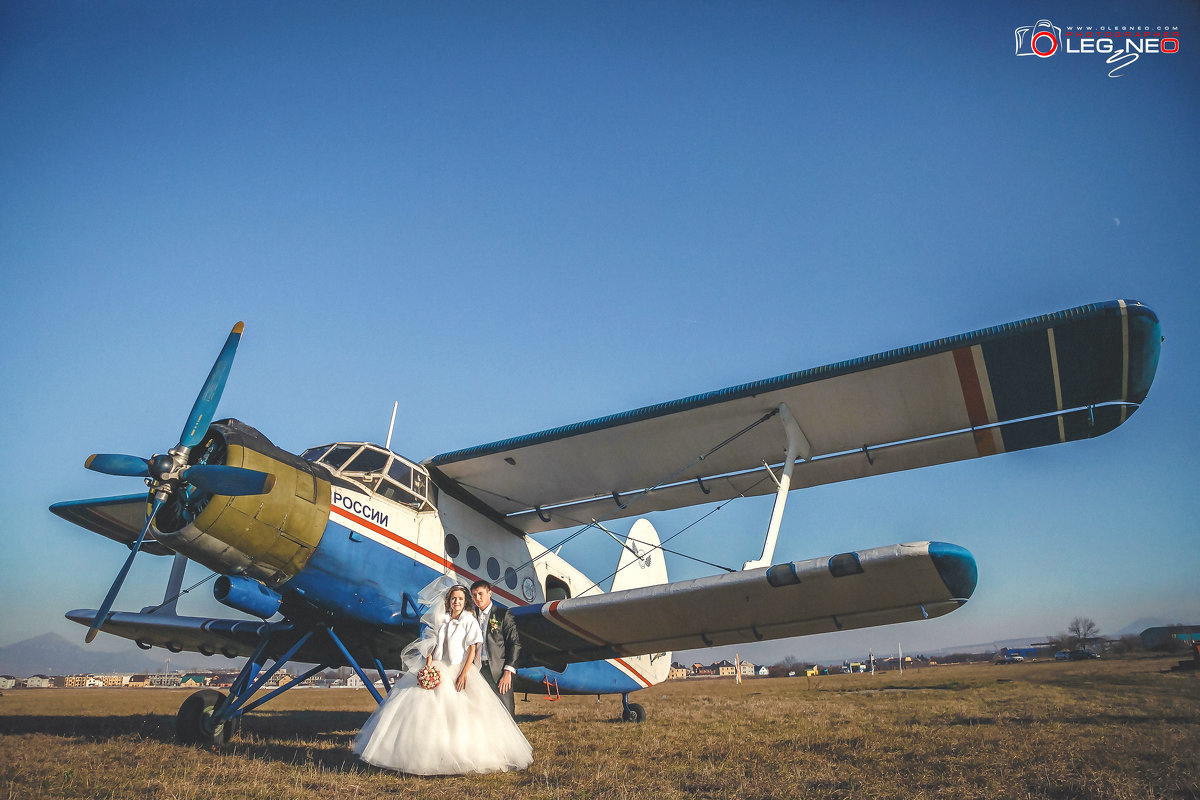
<box><xmin>176</xmin><ymin>689</ymin><xmax>234</xmax><ymax>745</ymax></box>
<box><xmin>622</xmin><ymin>702</ymin><xmax>646</xmax><ymax>723</ymax></box>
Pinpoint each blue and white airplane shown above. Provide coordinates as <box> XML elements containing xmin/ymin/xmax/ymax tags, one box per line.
<box><xmin>51</xmin><ymin>300</ymin><xmax>1160</xmax><ymax>743</ymax></box>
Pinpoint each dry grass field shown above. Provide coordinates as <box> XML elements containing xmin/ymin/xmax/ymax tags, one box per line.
<box><xmin>2</xmin><ymin>655</ymin><xmax>1197</xmax><ymax>799</ymax></box>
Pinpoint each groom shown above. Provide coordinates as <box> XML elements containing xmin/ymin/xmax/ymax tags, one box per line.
<box><xmin>470</xmin><ymin>579</ymin><xmax>521</xmax><ymax>716</ymax></box>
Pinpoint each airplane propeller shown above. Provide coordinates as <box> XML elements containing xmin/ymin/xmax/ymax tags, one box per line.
<box><xmin>81</xmin><ymin>322</ymin><xmax>275</xmax><ymax>643</ymax></box>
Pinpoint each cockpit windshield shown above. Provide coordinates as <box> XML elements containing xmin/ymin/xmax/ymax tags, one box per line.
<box><xmin>301</xmin><ymin>443</ymin><xmax>435</xmax><ymax>511</ymax></box>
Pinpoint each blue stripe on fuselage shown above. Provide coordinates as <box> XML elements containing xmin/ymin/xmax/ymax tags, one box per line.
<box><xmin>283</xmin><ymin>518</ymin><xmax>644</xmax><ymax>695</ymax></box>
<box><xmin>283</xmin><ymin>518</ymin><xmax>430</xmax><ymax>628</ymax></box>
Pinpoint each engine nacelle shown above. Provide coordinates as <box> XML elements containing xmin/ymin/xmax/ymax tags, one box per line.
<box><xmin>153</xmin><ymin>419</ymin><xmax>332</xmax><ymax>588</ymax></box>
<box><xmin>214</xmin><ymin>574</ymin><xmax>283</xmax><ymax>618</ymax></box>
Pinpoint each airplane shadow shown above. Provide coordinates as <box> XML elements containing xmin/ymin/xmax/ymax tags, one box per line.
<box><xmin>0</xmin><ymin>714</ymin><xmax>181</xmax><ymax>741</ymax></box>
<box><xmin>1</xmin><ymin>709</ymin><xmax>557</xmax><ymax>770</ymax></box>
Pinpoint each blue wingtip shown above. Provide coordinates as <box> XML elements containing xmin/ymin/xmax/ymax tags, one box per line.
<box><xmin>928</xmin><ymin>542</ymin><xmax>978</xmax><ymax>600</ymax></box>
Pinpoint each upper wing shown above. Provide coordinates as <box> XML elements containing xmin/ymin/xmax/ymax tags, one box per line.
<box><xmin>511</xmin><ymin>540</ymin><xmax>976</xmax><ymax>665</ymax></box>
<box><xmin>428</xmin><ymin>300</ymin><xmax>1160</xmax><ymax>534</ymax></box>
<box><xmin>50</xmin><ymin>494</ymin><xmax>175</xmax><ymax>556</ymax></box>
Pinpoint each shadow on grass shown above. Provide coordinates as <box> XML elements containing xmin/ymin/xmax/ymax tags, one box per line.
<box><xmin>0</xmin><ymin>714</ymin><xmax>180</xmax><ymax>740</ymax></box>
<box><xmin>944</xmin><ymin>712</ymin><xmax>1198</xmax><ymax>727</ymax></box>
<box><xmin>2</xmin><ymin>708</ymin><xmax>553</xmax><ymax>772</ymax></box>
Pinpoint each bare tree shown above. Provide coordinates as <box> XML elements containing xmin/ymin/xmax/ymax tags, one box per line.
<box><xmin>1047</xmin><ymin>633</ymin><xmax>1072</xmax><ymax>653</ymax></box>
<box><xmin>1111</xmin><ymin>634</ymin><xmax>1143</xmax><ymax>655</ymax></box>
<box><xmin>1068</xmin><ymin>617</ymin><xmax>1100</xmax><ymax>649</ymax></box>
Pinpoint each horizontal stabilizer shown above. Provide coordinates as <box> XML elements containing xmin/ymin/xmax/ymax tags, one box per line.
<box><xmin>512</xmin><ymin>541</ymin><xmax>975</xmax><ymax>665</ymax></box>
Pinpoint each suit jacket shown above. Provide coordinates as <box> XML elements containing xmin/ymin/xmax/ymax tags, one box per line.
<box><xmin>478</xmin><ymin>604</ymin><xmax>521</xmax><ymax>683</ymax></box>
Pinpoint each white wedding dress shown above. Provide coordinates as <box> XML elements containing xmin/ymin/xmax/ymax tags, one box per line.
<box><xmin>352</xmin><ymin>578</ymin><xmax>533</xmax><ymax>775</ymax></box>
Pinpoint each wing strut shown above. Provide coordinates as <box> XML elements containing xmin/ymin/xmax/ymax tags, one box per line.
<box><xmin>744</xmin><ymin>403</ymin><xmax>810</xmax><ymax>571</ymax></box>
<box><xmin>147</xmin><ymin>552</ymin><xmax>189</xmax><ymax>616</ymax></box>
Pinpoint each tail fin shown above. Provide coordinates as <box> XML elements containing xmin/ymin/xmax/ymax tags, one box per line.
<box><xmin>610</xmin><ymin>518</ymin><xmax>671</xmax><ymax>686</ymax></box>
<box><xmin>610</xmin><ymin>518</ymin><xmax>668</xmax><ymax>592</ymax></box>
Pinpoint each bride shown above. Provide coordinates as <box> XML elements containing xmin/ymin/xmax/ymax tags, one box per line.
<box><xmin>352</xmin><ymin>576</ymin><xmax>533</xmax><ymax>775</ymax></box>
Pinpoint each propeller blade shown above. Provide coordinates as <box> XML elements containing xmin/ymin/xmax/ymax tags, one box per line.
<box><xmin>178</xmin><ymin>322</ymin><xmax>244</xmax><ymax>449</ymax></box>
<box><xmin>85</xmin><ymin>454</ymin><xmax>150</xmax><ymax>478</ymax></box>
<box><xmin>182</xmin><ymin>465</ymin><xmax>276</xmax><ymax>496</ymax></box>
<box><xmin>85</xmin><ymin>496</ymin><xmax>165</xmax><ymax>644</ymax></box>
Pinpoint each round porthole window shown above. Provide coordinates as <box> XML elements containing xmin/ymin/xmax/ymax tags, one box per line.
<box><xmin>505</xmin><ymin>567</ymin><xmax>518</xmax><ymax>590</ymax></box>
<box><xmin>466</xmin><ymin>546</ymin><xmax>481</xmax><ymax>569</ymax></box>
<box><xmin>487</xmin><ymin>557</ymin><xmax>500</xmax><ymax>580</ymax></box>
<box><xmin>444</xmin><ymin>534</ymin><xmax>460</xmax><ymax>558</ymax></box>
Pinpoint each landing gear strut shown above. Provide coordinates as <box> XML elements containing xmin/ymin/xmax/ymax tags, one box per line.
<box><xmin>173</xmin><ymin>621</ymin><xmax>390</xmax><ymax>745</ymax></box>
<box><xmin>620</xmin><ymin>692</ymin><xmax>646</xmax><ymax>723</ymax></box>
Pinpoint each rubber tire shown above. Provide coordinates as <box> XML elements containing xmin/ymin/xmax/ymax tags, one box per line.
<box><xmin>176</xmin><ymin>689</ymin><xmax>232</xmax><ymax>745</ymax></box>
<box><xmin>623</xmin><ymin>702</ymin><xmax>646</xmax><ymax>723</ymax></box>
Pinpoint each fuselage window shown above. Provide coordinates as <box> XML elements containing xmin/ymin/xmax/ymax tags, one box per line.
<box><xmin>466</xmin><ymin>546</ymin><xmax>481</xmax><ymax>570</ymax></box>
<box><xmin>486</xmin><ymin>557</ymin><xmax>500</xmax><ymax>580</ymax></box>
<box><xmin>504</xmin><ymin>567</ymin><xmax>518</xmax><ymax>590</ymax></box>
<box><xmin>545</xmin><ymin>575</ymin><xmax>571</xmax><ymax>602</ymax></box>
<box><xmin>445</xmin><ymin>534</ymin><xmax>460</xmax><ymax>559</ymax></box>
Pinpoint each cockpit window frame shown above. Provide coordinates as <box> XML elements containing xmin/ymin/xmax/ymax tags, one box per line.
<box><xmin>304</xmin><ymin>441</ymin><xmax>436</xmax><ymax>511</ymax></box>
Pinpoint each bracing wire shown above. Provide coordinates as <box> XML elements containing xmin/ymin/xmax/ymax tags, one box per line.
<box><xmin>144</xmin><ymin>570</ymin><xmax>220</xmax><ymax>613</ymax></box>
<box><xmin>508</xmin><ymin>409</ymin><xmax>779</xmax><ymax>576</ymax></box>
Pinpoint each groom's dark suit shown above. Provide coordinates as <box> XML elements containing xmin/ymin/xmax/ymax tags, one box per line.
<box><xmin>477</xmin><ymin>602</ymin><xmax>520</xmax><ymax>716</ymax></box>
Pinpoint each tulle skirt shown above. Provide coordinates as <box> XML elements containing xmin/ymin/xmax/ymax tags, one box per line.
<box><xmin>352</xmin><ymin>659</ymin><xmax>533</xmax><ymax>775</ymax></box>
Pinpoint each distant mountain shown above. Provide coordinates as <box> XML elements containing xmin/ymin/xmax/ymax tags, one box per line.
<box><xmin>0</xmin><ymin>633</ymin><xmax>209</xmax><ymax>677</ymax></box>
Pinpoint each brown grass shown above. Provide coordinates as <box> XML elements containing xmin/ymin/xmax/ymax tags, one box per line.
<box><xmin>2</xmin><ymin>655</ymin><xmax>1197</xmax><ymax>799</ymax></box>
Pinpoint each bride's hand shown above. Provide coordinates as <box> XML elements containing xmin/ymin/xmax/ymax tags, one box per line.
<box><xmin>455</xmin><ymin>669</ymin><xmax>469</xmax><ymax>692</ymax></box>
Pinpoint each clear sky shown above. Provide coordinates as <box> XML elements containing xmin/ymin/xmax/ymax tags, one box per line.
<box><xmin>2</xmin><ymin>1</ymin><xmax>1197</xmax><ymax>666</ymax></box>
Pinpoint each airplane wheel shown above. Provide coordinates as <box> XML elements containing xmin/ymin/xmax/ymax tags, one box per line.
<box><xmin>177</xmin><ymin>689</ymin><xmax>233</xmax><ymax>745</ymax></box>
<box><xmin>622</xmin><ymin>702</ymin><xmax>646</xmax><ymax>723</ymax></box>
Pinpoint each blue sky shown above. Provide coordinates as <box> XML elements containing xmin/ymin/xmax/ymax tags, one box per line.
<box><xmin>2</xmin><ymin>1</ymin><xmax>1197</xmax><ymax>666</ymax></box>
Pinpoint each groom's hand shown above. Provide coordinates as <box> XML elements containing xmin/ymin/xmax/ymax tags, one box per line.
<box><xmin>498</xmin><ymin>671</ymin><xmax>512</xmax><ymax>694</ymax></box>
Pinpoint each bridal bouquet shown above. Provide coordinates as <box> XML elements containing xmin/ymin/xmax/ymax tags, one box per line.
<box><xmin>417</xmin><ymin>665</ymin><xmax>440</xmax><ymax>690</ymax></box>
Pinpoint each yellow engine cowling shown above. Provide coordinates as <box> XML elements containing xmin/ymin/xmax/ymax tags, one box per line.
<box><xmin>154</xmin><ymin>420</ymin><xmax>331</xmax><ymax>588</ymax></box>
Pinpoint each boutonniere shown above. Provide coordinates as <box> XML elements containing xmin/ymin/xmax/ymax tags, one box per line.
<box><xmin>489</xmin><ymin>617</ymin><xmax>500</xmax><ymax>633</ymax></box>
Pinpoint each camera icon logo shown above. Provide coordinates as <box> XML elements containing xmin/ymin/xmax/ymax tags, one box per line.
<box><xmin>1015</xmin><ymin>19</ymin><xmax>1062</xmax><ymax>57</ymax></box>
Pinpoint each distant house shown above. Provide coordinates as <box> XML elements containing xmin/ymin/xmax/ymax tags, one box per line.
<box><xmin>668</xmin><ymin>663</ymin><xmax>688</xmax><ymax>680</ymax></box>
<box><xmin>0</xmin><ymin>676</ymin><xmax>16</xmax><ymax>690</ymax></box>
<box><xmin>715</xmin><ymin>660</ymin><xmax>737</xmax><ymax>677</ymax></box>
<box><xmin>180</xmin><ymin>674</ymin><xmax>208</xmax><ymax>687</ymax></box>
<box><xmin>127</xmin><ymin>675</ymin><xmax>149</xmax><ymax>688</ymax></box>
<box><xmin>757</xmin><ymin>666</ymin><xmax>770</xmax><ymax>677</ymax></box>
<box><xmin>65</xmin><ymin>674</ymin><xmax>91</xmax><ymax>688</ymax></box>
<box><xmin>147</xmin><ymin>673</ymin><xmax>182</xmax><ymax>688</ymax></box>
<box><xmin>85</xmin><ymin>677</ymin><xmax>106</xmax><ymax>688</ymax></box>
<box><xmin>738</xmin><ymin>660</ymin><xmax>757</xmax><ymax>677</ymax></box>
<box><xmin>24</xmin><ymin>675</ymin><xmax>52</xmax><ymax>688</ymax></box>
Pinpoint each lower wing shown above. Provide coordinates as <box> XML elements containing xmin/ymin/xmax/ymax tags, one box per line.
<box><xmin>64</xmin><ymin>609</ymin><xmax>415</xmax><ymax>670</ymax></box>
<box><xmin>512</xmin><ymin>541</ymin><xmax>975</xmax><ymax>665</ymax></box>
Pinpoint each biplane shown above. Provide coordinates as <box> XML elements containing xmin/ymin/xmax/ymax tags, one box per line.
<box><xmin>51</xmin><ymin>299</ymin><xmax>1160</xmax><ymax>742</ymax></box>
